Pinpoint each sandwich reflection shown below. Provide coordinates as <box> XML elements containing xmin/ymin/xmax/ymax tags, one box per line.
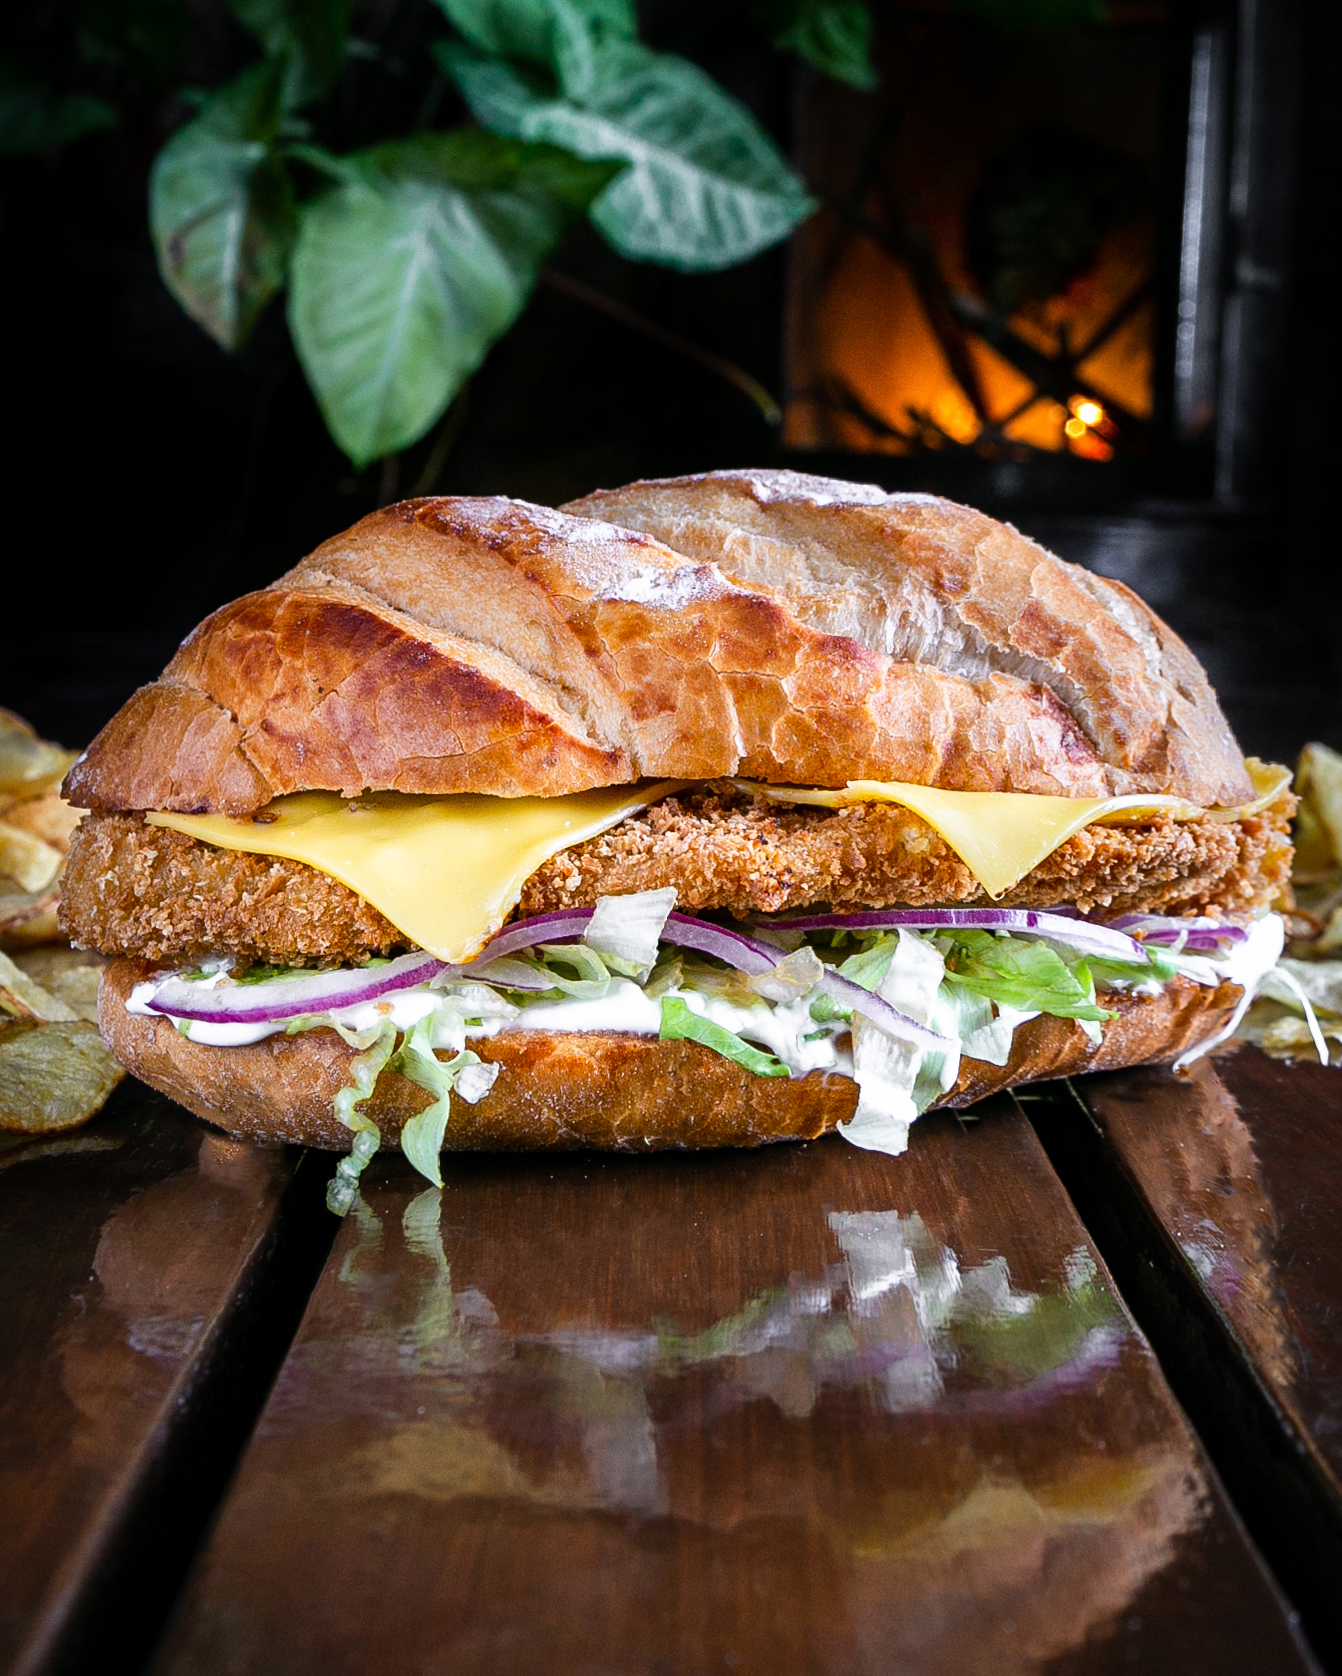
<box><xmin>268</xmin><ymin>1168</ymin><xmax>1204</xmax><ymax>1674</ymax></box>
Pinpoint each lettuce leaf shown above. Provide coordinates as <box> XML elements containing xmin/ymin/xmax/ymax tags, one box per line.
<box><xmin>327</xmin><ymin>1017</ymin><xmax>398</xmax><ymax>1216</ymax></box>
<box><xmin>841</xmin><ymin>930</ymin><xmax>949</xmax><ymax>1155</ymax></box>
<box><xmin>1087</xmin><ymin>948</ymin><xmax>1177</xmax><ymax>988</ymax></box>
<box><xmin>524</xmin><ymin>940</ymin><xmax>614</xmax><ymax>997</ymax></box>
<box><xmin>395</xmin><ymin>1014</ymin><xmax>495</xmax><ymax>1189</ymax></box>
<box><xmin>939</xmin><ymin>930</ymin><xmax>1114</xmax><ymax>1023</ymax></box>
<box><xmin>659</xmin><ymin>995</ymin><xmax>790</xmax><ymax>1077</ymax></box>
<box><xmin>582</xmin><ymin>886</ymin><xmax>676</xmax><ymax>979</ymax></box>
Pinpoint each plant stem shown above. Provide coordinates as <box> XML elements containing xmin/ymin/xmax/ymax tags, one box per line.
<box><xmin>540</xmin><ymin>270</ymin><xmax>783</xmax><ymax>426</ymax></box>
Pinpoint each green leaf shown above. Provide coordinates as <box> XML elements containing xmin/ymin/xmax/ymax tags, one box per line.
<box><xmin>0</xmin><ymin>62</ymin><xmax>116</xmax><ymax>155</ymax></box>
<box><xmin>1088</xmin><ymin>949</ymin><xmax>1177</xmax><ymax>989</ymax></box>
<box><xmin>439</xmin><ymin>37</ymin><xmax>815</xmax><ymax>270</ymax></box>
<box><xmin>395</xmin><ymin>1017</ymin><xmax>493</xmax><ymax>1188</ymax></box>
<box><xmin>941</xmin><ymin>931</ymin><xmax>1114</xmax><ymax>1023</ymax></box>
<box><xmin>288</xmin><ymin>129</ymin><xmax>614</xmax><ymax>464</ymax></box>
<box><xmin>432</xmin><ymin>0</ymin><xmax>635</xmax><ymax>99</ymax></box>
<box><xmin>659</xmin><ymin>995</ymin><xmax>790</xmax><ymax>1077</ymax></box>
<box><xmin>326</xmin><ymin>1017</ymin><xmax>397</xmax><ymax>1215</ymax></box>
<box><xmin>770</xmin><ymin>0</ymin><xmax>877</xmax><ymax>90</ymax></box>
<box><xmin>227</xmin><ymin>0</ymin><xmax>350</xmax><ymax>104</ymax></box>
<box><xmin>149</xmin><ymin>58</ymin><xmax>296</xmax><ymax>350</ymax></box>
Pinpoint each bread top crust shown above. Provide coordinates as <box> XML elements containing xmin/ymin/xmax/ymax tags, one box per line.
<box><xmin>565</xmin><ymin>471</ymin><xmax>1253</xmax><ymax>808</ymax></box>
<box><xmin>67</xmin><ymin>477</ymin><xmax>1250</xmax><ymax>815</ymax></box>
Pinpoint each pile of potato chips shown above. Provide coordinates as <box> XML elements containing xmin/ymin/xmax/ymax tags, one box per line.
<box><xmin>1236</xmin><ymin>742</ymin><xmax>1342</xmax><ymax>1065</ymax></box>
<box><xmin>0</xmin><ymin>710</ymin><xmax>124</xmax><ymax>1133</ymax></box>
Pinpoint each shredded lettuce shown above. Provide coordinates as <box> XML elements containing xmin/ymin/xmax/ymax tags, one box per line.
<box><xmin>809</xmin><ymin>932</ymin><xmax>900</xmax><ymax>1022</ymax></box>
<box><xmin>659</xmin><ymin>995</ymin><xmax>790</xmax><ymax>1077</ymax></box>
<box><xmin>1088</xmin><ymin>948</ymin><xmax>1178</xmax><ymax>989</ymax></box>
<box><xmin>583</xmin><ymin>887</ymin><xmax>676</xmax><ymax>979</ymax></box>
<box><xmin>749</xmin><ymin>944</ymin><xmax>824</xmax><ymax>1002</ymax></box>
<box><xmin>233</xmin><ymin>903</ymin><xmax>1269</xmax><ymax>1205</ymax></box>
<box><xmin>327</xmin><ymin>1017</ymin><xmax>399</xmax><ymax>1216</ymax></box>
<box><xmin>396</xmin><ymin>1014</ymin><xmax>498</xmax><ymax>1188</ymax></box>
<box><xmin>841</xmin><ymin>931</ymin><xmax>951</xmax><ymax>1156</ymax></box>
<box><xmin>937</xmin><ymin>930</ymin><xmax>1115</xmax><ymax>1024</ymax></box>
<box><xmin>527</xmin><ymin>942</ymin><xmax>614</xmax><ymax>997</ymax></box>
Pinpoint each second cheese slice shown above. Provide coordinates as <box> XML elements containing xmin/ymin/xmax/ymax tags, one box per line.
<box><xmin>732</xmin><ymin>779</ymin><xmax>1196</xmax><ymax>897</ymax></box>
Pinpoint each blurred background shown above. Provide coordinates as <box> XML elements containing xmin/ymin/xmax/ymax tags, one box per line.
<box><xmin>2</xmin><ymin>0</ymin><xmax>1338</xmax><ymax>765</ymax></box>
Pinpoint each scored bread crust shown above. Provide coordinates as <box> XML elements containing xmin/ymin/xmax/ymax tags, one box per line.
<box><xmin>67</xmin><ymin>482</ymin><xmax>1249</xmax><ymax>816</ymax></box>
<box><xmin>99</xmin><ymin>958</ymin><xmax>1240</xmax><ymax>1152</ymax></box>
<box><xmin>565</xmin><ymin>471</ymin><xmax>1251</xmax><ymax>809</ymax></box>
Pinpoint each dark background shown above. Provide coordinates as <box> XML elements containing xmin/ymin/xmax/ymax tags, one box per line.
<box><xmin>3</xmin><ymin>0</ymin><xmax>1339</xmax><ymax>765</ymax></box>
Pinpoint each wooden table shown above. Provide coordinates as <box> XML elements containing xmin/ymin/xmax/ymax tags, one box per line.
<box><xmin>3</xmin><ymin>1052</ymin><xmax>1337</xmax><ymax>1676</ymax></box>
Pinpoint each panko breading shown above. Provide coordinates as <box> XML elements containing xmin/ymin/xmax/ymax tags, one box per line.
<box><xmin>521</xmin><ymin>792</ymin><xmax>1293</xmax><ymax>920</ymax></box>
<box><xmin>61</xmin><ymin>792</ymin><xmax>1292</xmax><ymax>968</ymax></box>
<box><xmin>60</xmin><ymin>815</ymin><xmax>405</xmax><ymax>967</ymax></box>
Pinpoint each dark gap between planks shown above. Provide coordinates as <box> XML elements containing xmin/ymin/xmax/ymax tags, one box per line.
<box><xmin>1023</xmin><ymin>1080</ymin><xmax>1342</xmax><ymax>1675</ymax></box>
<box><xmin>38</xmin><ymin>1145</ymin><xmax>340</xmax><ymax>1676</ymax></box>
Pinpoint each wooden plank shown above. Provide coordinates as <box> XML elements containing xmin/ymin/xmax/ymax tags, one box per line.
<box><xmin>1047</xmin><ymin>1048</ymin><xmax>1342</xmax><ymax>1663</ymax></box>
<box><xmin>151</xmin><ymin>1101</ymin><xmax>1315</xmax><ymax>1676</ymax></box>
<box><xmin>0</xmin><ymin>1081</ymin><xmax>306</xmax><ymax>1676</ymax></box>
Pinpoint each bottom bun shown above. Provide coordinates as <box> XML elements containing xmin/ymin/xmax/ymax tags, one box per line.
<box><xmin>99</xmin><ymin>959</ymin><xmax>1240</xmax><ymax>1151</ymax></box>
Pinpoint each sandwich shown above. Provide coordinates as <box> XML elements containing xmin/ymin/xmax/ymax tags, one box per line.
<box><xmin>58</xmin><ymin>471</ymin><xmax>1296</xmax><ymax>1211</ymax></box>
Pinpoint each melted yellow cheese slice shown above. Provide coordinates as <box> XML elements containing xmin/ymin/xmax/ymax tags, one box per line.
<box><xmin>730</xmin><ymin>780</ymin><xmax>1188</xmax><ymax>897</ymax></box>
<box><xmin>148</xmin><ymin>784</ymin><xmax>685</xmax><ymax>963</ymax></box>
<box><xmin>732</xmin><ymin>757</ymin><xmax>1289</xmax><ymax>898</ymax></box>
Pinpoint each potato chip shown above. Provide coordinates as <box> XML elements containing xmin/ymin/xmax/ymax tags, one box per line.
<box><xmin>0</xmin><ymin>709</ymin><xmax>73</xmax><ymax>800</ymax></box>
<box><xmin>0</xmin><ymin>1019</ymin><xmax>124</xmax><ymax>1133</ymax></box>
<box><xmin>0</xmin><ymin>820</ymin><xmax>63</xmax><ymax>892</ymax></box>
<box><xmin>1295</xmin><ymin>743</ymin><xmax>1342</xmax><ymax>874</ymax></box>
<box><xmin>0</xmin><ymin>788</ymin><xmax>82</xmax><ymax>853</ymax></box>
<box><xmin>12</xmin><ymin>946</ymin><xmax>104</xmax><ymax>1023</ymax></box>
<box><xmin>0</xmin><ymin>884</ymin><xmax>61</xmax><ymax>947</ymax></box>
<box><xmin>1262</xmin><ymin>957</ymin><xmax>1342</xmax><ymax>1017</ymax></box>
<box><xmin>0</xmin><ymin>948</ymin><xmax>77</xmax><ymax>1022</ymax></box>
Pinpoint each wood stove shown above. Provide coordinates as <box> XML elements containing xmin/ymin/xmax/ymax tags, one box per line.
<box><xmin>784</xmin><ymin>0</ymin><xmax>1301</xmax><ymax>508</ymax></box>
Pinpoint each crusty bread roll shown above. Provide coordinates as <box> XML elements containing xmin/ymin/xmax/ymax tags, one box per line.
<box><xmin>99</xmin><ymin>957</ymin><xmax>1240</xmax><ymax>1151</ymax></box>
<box><xmin>67</xmin><ymin>478</ymin><xmax>1250</xmax><ymax>816</ymax></box>
<box><xmin>67</xmin><ymin>473</ymin><xmax>1275</xmax><ymax>1166</ymax></box>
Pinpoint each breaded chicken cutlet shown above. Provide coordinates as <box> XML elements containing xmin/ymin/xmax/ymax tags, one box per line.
<box><xmin>61</xmin><ymin>789</ymin><xmax>1293</xmax><ymax>969</ymax></box>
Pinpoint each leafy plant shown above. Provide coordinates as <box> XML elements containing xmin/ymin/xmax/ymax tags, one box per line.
<box><xmin>4</xmin><ymin>0</ymin><xmax>1113</xmax><ymax>467</ymax></box>
<box><xmin>143</xmin><ymin>0</ymin><xmax>841</xmax><ymax>467</ymax></box>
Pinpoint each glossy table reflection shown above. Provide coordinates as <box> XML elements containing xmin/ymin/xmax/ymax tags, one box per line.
<box><xmin>1065</xmin><ymin>1048</ymin><xmax>1342</xmax><ymax>1660</ymax></box>
<box><xmin>0</xmin><ymin>1085</ymin><xmax>300</xmax><ymax>1676</ymax></box>
<box><xmin>149</xmin><ymin>1101</ymin><xmax>1313</xmax><ymax>1676</ymax></box>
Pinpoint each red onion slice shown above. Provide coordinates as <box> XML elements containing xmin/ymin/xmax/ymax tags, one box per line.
<box><xmin>815</xmin><ymin>970</ymin><xmax>953</xmax><ymax>1052</ymax></box>
<box><xmin>466</xmin><ymin>907</ymin><xmax>785</xmax><ymax>976</ymax></box>
<box><xmin>462</xmin><ymin>908</ymin><xmax>598</xmax><ymax>963</ymax></box>
<box><xmin>760</xmin><ymin>908</ymin><xmax>1144</xmax><ymax>963</ymax></box>
<box><xmin>1106</xmin><ymin>913</ymin><xmax>1248</xmax><ymax>950</ymax></box>
<box><xmin>658</xmin><ymin>912</ymin><xmax>781</xmax><ymax>975</ymax></box>
<box><xmin>146</xmin><ymin>950</ymin><xmax>446</xmax><ymax>1024</ymax></box>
